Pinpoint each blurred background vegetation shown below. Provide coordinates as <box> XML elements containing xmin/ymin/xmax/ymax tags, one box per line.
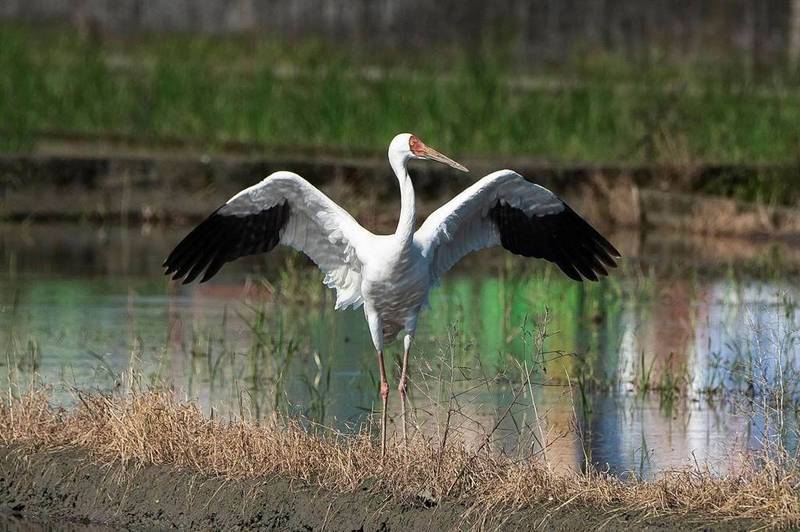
<box><xmin>1</xmin><ymin>0</ymin><xmax>800</xmax><ymax>166</ymax></box>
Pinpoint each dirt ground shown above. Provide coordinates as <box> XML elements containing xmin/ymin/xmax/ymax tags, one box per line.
<box><xmin>0</xmin><ymin>445</ymin><xmax>760</xmax><ymax>531</ymax></box>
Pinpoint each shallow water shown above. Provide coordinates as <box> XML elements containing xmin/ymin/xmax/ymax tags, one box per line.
<box><xmin>2</xmin><ymin>223</ymin><xmax>800</xmax><ymax>478</ymax></box>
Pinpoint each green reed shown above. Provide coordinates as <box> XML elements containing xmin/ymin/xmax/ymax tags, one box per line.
<box><xmin>2</xmin><ymin>22</ymin><xmax>800</xmax><ymax>173</ymax></box>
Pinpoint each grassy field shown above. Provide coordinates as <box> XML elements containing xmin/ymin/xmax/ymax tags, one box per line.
<box><xmin>0</xmin><ymin>389</ymin><xmax>793</xmax><ymax>529</ymax></box>
<box><xmin>2</xmin><ymin>23</ymin><xmax>800</xmax><ymax>165</ymax></box>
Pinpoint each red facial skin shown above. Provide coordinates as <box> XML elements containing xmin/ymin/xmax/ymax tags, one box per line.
<box><xmin>409</xmin><ymin>135</ymin><xmax>427</xmax><ymax>156</ymax></box>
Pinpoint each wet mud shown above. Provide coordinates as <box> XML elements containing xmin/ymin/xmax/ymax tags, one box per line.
<box><xmin>0</xmin><ymin>445</ymin><xmax>758</xmax><ymax>531</ymax></box>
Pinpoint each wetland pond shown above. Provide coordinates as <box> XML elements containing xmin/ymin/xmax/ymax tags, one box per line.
<box><xmin>2</xmin><ymin>222</ymin><xmax>800</xmax><ymax>479</ymax></box>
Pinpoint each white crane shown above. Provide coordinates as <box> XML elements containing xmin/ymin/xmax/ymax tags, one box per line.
<box><xmin>163</xmin><ymin>133</ymin><xmax>620</xmax><ymax>455</ymax></box>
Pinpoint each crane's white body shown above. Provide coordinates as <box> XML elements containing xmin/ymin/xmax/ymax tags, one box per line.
<box><xmin>168</xmin><ymin>133</ymin><xmax>617</xmax><ymax>355</ymax></box>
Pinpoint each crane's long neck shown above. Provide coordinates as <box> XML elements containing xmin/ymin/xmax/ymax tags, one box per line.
<box><xmin>389</xmin><ymin>153</ymin><xmax>415</xmax><ymax>246</ymax></box>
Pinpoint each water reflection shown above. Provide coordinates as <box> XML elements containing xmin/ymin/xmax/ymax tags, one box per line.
<box><xmin>1</xmin><ymin>223</ymin><xmax>799</xmax><ymax>478</ymax></box>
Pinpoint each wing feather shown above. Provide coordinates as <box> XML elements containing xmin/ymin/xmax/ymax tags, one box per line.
<box><xmin>415</xmin><ymin>169</ymin><xmax>620</xmax><ymax>284</ymax></box>
<box><xmin>164</xmin><ymin>171</ymin><xmax>371</xmax><ymax>309</ymax></box>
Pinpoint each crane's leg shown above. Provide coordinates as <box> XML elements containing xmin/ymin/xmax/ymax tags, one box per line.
<box><xmin>398</xmin><ymin>336</ymin><xmax>411</xmax><ymax>445</ymax></box>
<box><xmin>399</xmin><ymin>323</ymin><xmax>416</xmax><ymax>446</ymax></box>
<box><xmin>377</xmin><ymin>349</ymin><xmax>389</xmax><ymax>457</ymax></box>
<box><xmin>366</xmin><ymin>309</ymin><xmax>389</xmax><ymax>457</ymax></box>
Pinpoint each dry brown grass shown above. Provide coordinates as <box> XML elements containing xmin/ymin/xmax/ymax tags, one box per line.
<box><xmin>1</xmin><ymin>389</ymin><xmax>798</xmax><ymax>528</ymax></box>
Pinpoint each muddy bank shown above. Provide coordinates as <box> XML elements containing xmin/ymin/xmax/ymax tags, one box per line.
<box><xmin>2</xmin><ymin>139</ymin><xmax>800</xmax><ymax>239</ymax></box>
<box><xmin>0</xmin><ymin>445</ymin><xmax>758</xmax><ymax>531</ymax></box>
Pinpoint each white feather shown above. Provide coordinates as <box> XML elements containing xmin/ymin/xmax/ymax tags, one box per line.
<box><xmin>220</xmin><ymin>171</ymin><xmax>373</xmax><ymax>310</ymax></box>
<box><xmin>414</xmin><ymin>169</ymin><xmax>566</xmax><ymax>285</ymax></box>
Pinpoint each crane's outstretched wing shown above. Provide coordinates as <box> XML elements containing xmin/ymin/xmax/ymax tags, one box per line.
<box><xmin>163</xmin><ymin>171</ymin><xmax>372</xmax><ymax>309</ymax></box>
<box><xmin>415</xmin><ymin>169</ymin><xmax>620</xmax><ymax>284</ymax></box>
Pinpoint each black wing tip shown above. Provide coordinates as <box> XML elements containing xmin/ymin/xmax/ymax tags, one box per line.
<box><xmin>491</xmin><ymin>200</ymin><xmax>620</xmax><ymax>283</ymax></box>
<box><xmin>163</xmin><ymin>256</ymin><xmax>195</xmax><ymax>283</ymax></box>
<box><xmin>564</xmin><ymin>269</ymin><xmax>584</xmax><ymax>282</ymax></box>
<box><xmin>161</xmin><ymin>201</ymin><xmax>291</xmax><ymax>286</ymax></box>
<box><xmin>601</xmin><ymin>242</ymin><xmax>622</xmax><ymax>261</ymax></box>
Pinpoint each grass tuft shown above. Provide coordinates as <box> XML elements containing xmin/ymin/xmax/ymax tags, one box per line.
<box><xmin>1</xmin><ymin>388</ymin><xmax>799</xmax><ymax>527</ymax></box>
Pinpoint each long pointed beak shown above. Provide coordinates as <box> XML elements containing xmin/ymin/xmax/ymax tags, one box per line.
<box><xmin>420</xmin><ymin>145</ymin><xmax>469</xmax><ymax>172</ymax></box>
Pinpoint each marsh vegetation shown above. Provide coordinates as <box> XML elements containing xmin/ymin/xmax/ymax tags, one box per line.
<box><xmin>1</xmin><ymin>384</ymin><xmax>796</xmax><ymax>529</ymax></box>
<box><xmin>3</xmin><ymin>22</ymin><xmax>800</xmax><ymax>178</ymax></box>
<box><xmin>3</xmin><ymin>223</ymin><xmax>800</xmax><ymax>483</ymax></box>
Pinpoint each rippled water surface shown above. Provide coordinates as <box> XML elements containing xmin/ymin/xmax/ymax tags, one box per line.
<box><xmin>2</xmin><ymin>223</ymin><xmax>800</xmax><ymax>478</ymax></box>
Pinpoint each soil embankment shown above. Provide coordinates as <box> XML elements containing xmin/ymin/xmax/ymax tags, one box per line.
<box><xmin>2</xmin><ymin>136</ymin><xmax>800</xmax><ymax>240</ymax></box>
<box><xmin>0</xmin><ymin>446</ymin><xmax>756</xmax><ymax>531</ymax></box>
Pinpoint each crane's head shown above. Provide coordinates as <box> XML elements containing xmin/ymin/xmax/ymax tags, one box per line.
<box><xmin>389</xmin><ymin>133</ymin><xmax>468</xmax><ymax>172</ymax></box>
